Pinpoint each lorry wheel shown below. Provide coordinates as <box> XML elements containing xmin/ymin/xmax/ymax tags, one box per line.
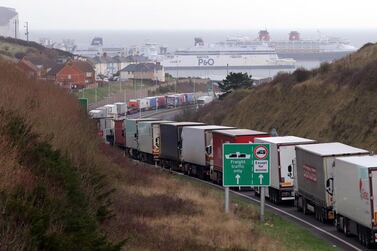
<box><xmin>335</xmin><ymin>216</ymin><xmax>342</xmax><ymax>232</ymax></box>
<box><xmin>361</xmin><ymin>231</ymin><xmax>366</xmax><ymax>247</ymax></box>
<box><xmin>319</xmin><ymin>209</ymin><xmax>327</xmax><ymax>223</ymax></box>
<box><xmin>343</xmin><ymin>218</ymin><xmax>349</xmax><ymax>237</ymax></box>
<box><xmin>295</xmin><ymin>197</ymin><xmax>302</xmax><ymax>212</ymax></box>
<box><xmin>270</xmin><ymin>191</ymin><xmax>275</xmax><ymax>203</ymax></box>
<box><xmin>315</xmin><ymin>207</ymin><xmax>320</xmax><ymax>221</ymax></box>
<box><xmin>358</xmin><ymin>229</ymin><xmax>362</xmax><ymax>243</ymax></box>
<box><xmin>303</xmin><ymin>199</ymin><xmax>308</xmax><ymax>215</ymax></box>
<box><xmin>365</xmin><ymin>230</ymin><xmax>371</xmax><ymax>248</ymax></box>
<box><xmin>255</xmin><ymin>189</ymin><xmax>260</xmax><ymax>197</ymax></box>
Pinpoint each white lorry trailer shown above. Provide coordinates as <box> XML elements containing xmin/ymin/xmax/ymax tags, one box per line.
<box><xmin>254</xmin><ymin>136</ymin><xmax>316</xmax><ymax>204</ymax></box>
<box><xmin>125</xmin><ymin>118</ymin><xmax>158</xmax><ymax>158</ymax></box>
<box><xmin>181</xmin><ymin>125</ymin><xmax>235</xmax><ymax>179</ymax></box>
<box><xmin>295</xmin><ymin>142</ymin><xmax>369</xmax><ymax>223</ymax></box>
<box><xmin>334</xmin><ymin>155</ymin><xmax>377</xmax><ymax>247</ymax></box>
<box><xmin>137</xmin><ymin>120</ymin><xmax>172</xmax><ymax>163</ymax></box>
<box><xmin>114</xmin><ymin>102</ymin><xmax>127</xmax><ymax>116</ymax></box>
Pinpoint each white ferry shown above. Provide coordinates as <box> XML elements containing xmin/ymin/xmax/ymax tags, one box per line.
<box><xmin>161</xmin><ymin>38</ymin><xmax>296</xmax><ymax>70</ymax></box>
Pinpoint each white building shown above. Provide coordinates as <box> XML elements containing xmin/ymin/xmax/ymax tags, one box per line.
<box><xmin>90</xmin><ymin>54</ymin><xmax>150</xmax><ymax>77</ymax></box>
<box><xmin>120</xmin><ymin>62</ymin><xmax>165</xmax><ymax>82</ymax></box>
<box><xmin>0</xmin><ymin>7</ymin><xmax>19</xmax><ymax>38</ymax></box>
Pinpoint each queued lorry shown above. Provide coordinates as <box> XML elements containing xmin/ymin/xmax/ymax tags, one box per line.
<box><xmin>159</xmin><ymin>122</ymin><xmax>205</xmax><ymax>169</ymax></box>
<box><xmin>295</xmin><ymin>142</ymin><xmax>369</xmax><ymax>223</ymax></box>
<box><xmin>114</xmin><ymin>102</ymin><xmax>127</xmax><ymax>116</ymax></box>
<box><xmin>125</xmin><ymin>118</ymin><xmax>158</xmax><ymax>158</ymax></box>
<box><xmin>113</xmin><ymin>117</ymin><xmax>126</xmax><ymax>147</ymax></box>
<box><xmin>210</xmin><ymin>129</ymin><xmax>270</xmax><ymax>184</ymax></box>
<box><xmin>136</xmin><ymin>120</ymin><xmax>172</xmax><ymax>163</ymax></box>
<box><xmin>333</xmin><ymin>155</ymin><xmax>377</xmax><ymax>247</ymax></box>
<box><xmin>181</xmin><ymin>125</ymin><xmax>235</xmax><ymax>179</ymax></box>
<box><xmin>254</xmin><ymin>136</ymin><xmax>316</xmax><ymax>204</ymax></box>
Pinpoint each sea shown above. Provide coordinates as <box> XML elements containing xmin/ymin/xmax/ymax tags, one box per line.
<box><xmin>30</xmin><ymin>29</ymin><xmax>377</xmax><ymax>80</ymax></box>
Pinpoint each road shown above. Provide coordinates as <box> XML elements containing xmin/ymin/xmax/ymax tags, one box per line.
<box><xmin>140</xmin><ymin>109</ymin><xmax>367</xmax><ymax>251</ymax></box>
<box><xmin>127</xmin><ymin>105</ymin><xmax>197</xmax><ymax>120</ymax></box>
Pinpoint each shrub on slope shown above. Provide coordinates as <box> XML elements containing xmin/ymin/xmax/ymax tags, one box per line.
<box><xmin>0</xmin><ymin>61</ymin><xmax>121</xmax><ymax>250</ymax></box>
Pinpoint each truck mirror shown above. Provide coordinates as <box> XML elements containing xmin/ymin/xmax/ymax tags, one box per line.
<box><xmin>206</xmin><ymin>145</ymin><xmax>212</xmax><ymax>154</ymax></box>
<box><xmin>288</xmin><ymin>165</ymin><xmax>292</xmax><ymax>173</ymax></box>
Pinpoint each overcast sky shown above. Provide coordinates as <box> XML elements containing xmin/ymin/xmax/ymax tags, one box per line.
<box><xmin>2</xmin><ymin>0</ymin><xmax>377</xmax><ymax>30</ymax></box>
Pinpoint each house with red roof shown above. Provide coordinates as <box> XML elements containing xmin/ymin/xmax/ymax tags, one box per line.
<box><xmin>16</xmin><ymin>58</ymin><xmax>40</xmax><ymax>79</ymax></box>
<box><xmin>47</xmin><ymin>60</ymin><xmax>95</xmax><ymax>89</ymax></box>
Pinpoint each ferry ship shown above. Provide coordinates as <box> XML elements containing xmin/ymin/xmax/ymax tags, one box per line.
<box><xmin>258</xmin><ymin>30</ymin><xmax>356</xmax><ymax>61</ymax></box>
<box><xmin>161</xmin><ymin>38</ymin><xmax>296</xmax><ymax>70</ymax></box>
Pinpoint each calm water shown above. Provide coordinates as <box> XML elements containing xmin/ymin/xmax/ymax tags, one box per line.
<box><xmin>31</xmin><ymin>29</ymin><xmax>377</xmax><ymax>79</ymax></box>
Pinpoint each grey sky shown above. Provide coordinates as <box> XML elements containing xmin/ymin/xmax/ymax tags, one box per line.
<box><xmin>1</xmin><ymin>0</ymin><xmax>376</xmax><ymax>30</ymax></box>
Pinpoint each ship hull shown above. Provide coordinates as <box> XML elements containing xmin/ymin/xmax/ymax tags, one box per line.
<box><xmin>277</xmin><ymin>51</ymin><xmax>354</xmax><ymax>61</ymax></box>
<box><xmin>161</xmin><ymin>54</ymin><xmax>295</xmax><ymax>69</ymax></box>
<box><xmin>164</xmin><ymin>64</ymin><xmax>295</xmax><ymax>70</ymax></box>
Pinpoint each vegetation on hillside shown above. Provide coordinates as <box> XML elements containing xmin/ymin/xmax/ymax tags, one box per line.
<box><xmin>0</xmin><ymin>60</ymin><xmax>335</xmax><ymax>250</ymax></box>
<box><xmin>183</xmin><ymin>43</ymin><xmax>377</xmax><ymax>151</ymax></box>
<box><xmin>218</xmin><ymin>72</ymin><xmax>254</xmax><ymax>92</ymax></box>
<box><xmin>0</xmin><ymin>36</ymin><xmax>72</xmax><ymax>60</ymax></box>
<box><xmin>148</xmin><ymin>78</ymin><xmax>215</xmax><ymax>96</ymax></box>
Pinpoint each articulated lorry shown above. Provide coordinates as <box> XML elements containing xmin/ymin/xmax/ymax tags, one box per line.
<box><xmin>334</xmin><ymin>155</ymin><xmax>377</xmax><ymax>248</ymax></box>
<box><xmin>295</xmin><ymin>142</ymin><xmax>369</xmax><ymax>223</ymax></box>
<box><xmin>254</xmin><ymin>136</ymin><xmax>316</xmax><ymax>204</ymax></box>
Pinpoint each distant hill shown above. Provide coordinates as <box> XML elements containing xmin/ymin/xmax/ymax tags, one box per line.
<box><xmin>0</xmin><ymin>36</ymin><xmax>72</xmax><ymax>62</ymax></box>
<box><xmin>187</xmin><ymin>43</ymin><xmax>377</xmax><ymax>152</ymax></box>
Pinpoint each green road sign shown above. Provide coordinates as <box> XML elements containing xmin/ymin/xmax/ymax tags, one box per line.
<box><xmin>79</xmin><ymin>98</ymin><xmax>88</xmax><ymax>111</ymax></box>
<box><xmin>223</xmin><ymin>143</ymin><xmax>270</xmax><ymax>187</ymax></box>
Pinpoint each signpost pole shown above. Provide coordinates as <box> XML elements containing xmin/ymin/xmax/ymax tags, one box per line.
<box><xmin>225</xmin><ymin>187</ymin><xmax>229</xmax><ymax>213</ymax></box>
<box><xmin>260</xmin><ymin>187</ymin><xmax>265</xmax><ymax>222</ymax></box>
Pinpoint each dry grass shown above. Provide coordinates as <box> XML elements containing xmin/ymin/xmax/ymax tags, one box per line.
<box><xmin>100</xmin><ymin>146</ymin><xmax>282</xmax><ymax>251</ymax></box>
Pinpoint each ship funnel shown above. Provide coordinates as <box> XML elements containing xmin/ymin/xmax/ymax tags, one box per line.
<box><xmin>289</xmin><ymin>31</ymin><xmax>300</xmax><ymax>41</ymax></box>
<box><xmin>258</xmin><ymin>30</ymin><xmax>270</xmax><ymax>41</ymax></box>
<box><xmin>194</xmin><ymin>37</ymin><xmax>204</xmax><ymax>46</ymax></box>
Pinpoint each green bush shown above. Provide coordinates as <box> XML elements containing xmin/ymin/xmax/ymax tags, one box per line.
<box><xmin>0</xmin><ymin>112</ymin><xmax>123</xmax><ymax>251</ymax></box>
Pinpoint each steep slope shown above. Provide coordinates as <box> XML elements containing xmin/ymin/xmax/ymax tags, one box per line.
<box><xmin>189</xmin><ymin>43</ymin><xmax>377</xmax><ymax>151</ymax></box>
<box><xmin>0</xmin><ymin>61</ymin><xmax>121</xmax><ymax>250</ymax></box>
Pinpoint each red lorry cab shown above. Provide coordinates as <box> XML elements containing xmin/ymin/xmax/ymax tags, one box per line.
<box><xmin>156</xmin><ymin>96</ymin><xmax>167</xmax><ymax>108</ymax></box>
<box><xmin>114</xmin><ymin>118</ymin><xmax>125</xmax><ymax>147</ymax></box>
<box><xmin>128</xmin><ymin>99</ymin><xmax>139</xmax><ymax>109</ymax></box>
<box><xmin>212</xmin><ymin>129</ymin><xmax>270</xmax><ymax>173</ymax></box>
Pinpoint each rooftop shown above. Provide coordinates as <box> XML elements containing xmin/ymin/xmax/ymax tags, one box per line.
<box><xmin>336</xmin><ymin>155</ymin><xmax>377</xmax><ymax>168</ymax></box>
<box><xmin>126</xmin><ymin>118</ymin><xmax>158</xmax><ymax>122</ymax></box>
<box><xmin>183</xmin><ymin>125</ymin><xmax>235</xmax><ymax>131</ymax></box>
<box><xmin>120</xmin><ymin>62</ymin><xmax>163</xmax><ymax>73</ymax></box>
<box><xmin>296</xmin><ymin>142</ymin><xmax>369</xmax><ymax>157</ymax></box>
<box><xmin>72</xmin><ymin>60</ymin><xmax>94</xmax><ymax>73</ymax></box>
<box><xmin>256</xmin><ymin>136</ymin><xmax>316</xmax><ymax>145</ymax></box>
<box><xmin>162</xmin><ymin>122</ymin><xmax>205</xmax><ymax>126</ymax></box>
<box><xmin>138</xmin><ymin>120</ymin><xmax>173</xmax><ymax>125</ymax></box>
<box><xmin>213</xmin><ymin>129</ymin><xmax>268</xmax><ymax>136</ymax></box>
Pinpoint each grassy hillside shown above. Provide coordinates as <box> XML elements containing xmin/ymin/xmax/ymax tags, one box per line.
<box><xmin>0</xmin><ymin>60</ymin><xmax>336</xmax><ymax>250</ymax></box>
<box><xmin>0</xmin><ymin>36</ymin><xmax>72</xmax><ymax>60</ymax></box>
<box><xmin>186</xmin><ymin>43</ymin><xmax>377</xmax><ymax>152</ymax></box>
